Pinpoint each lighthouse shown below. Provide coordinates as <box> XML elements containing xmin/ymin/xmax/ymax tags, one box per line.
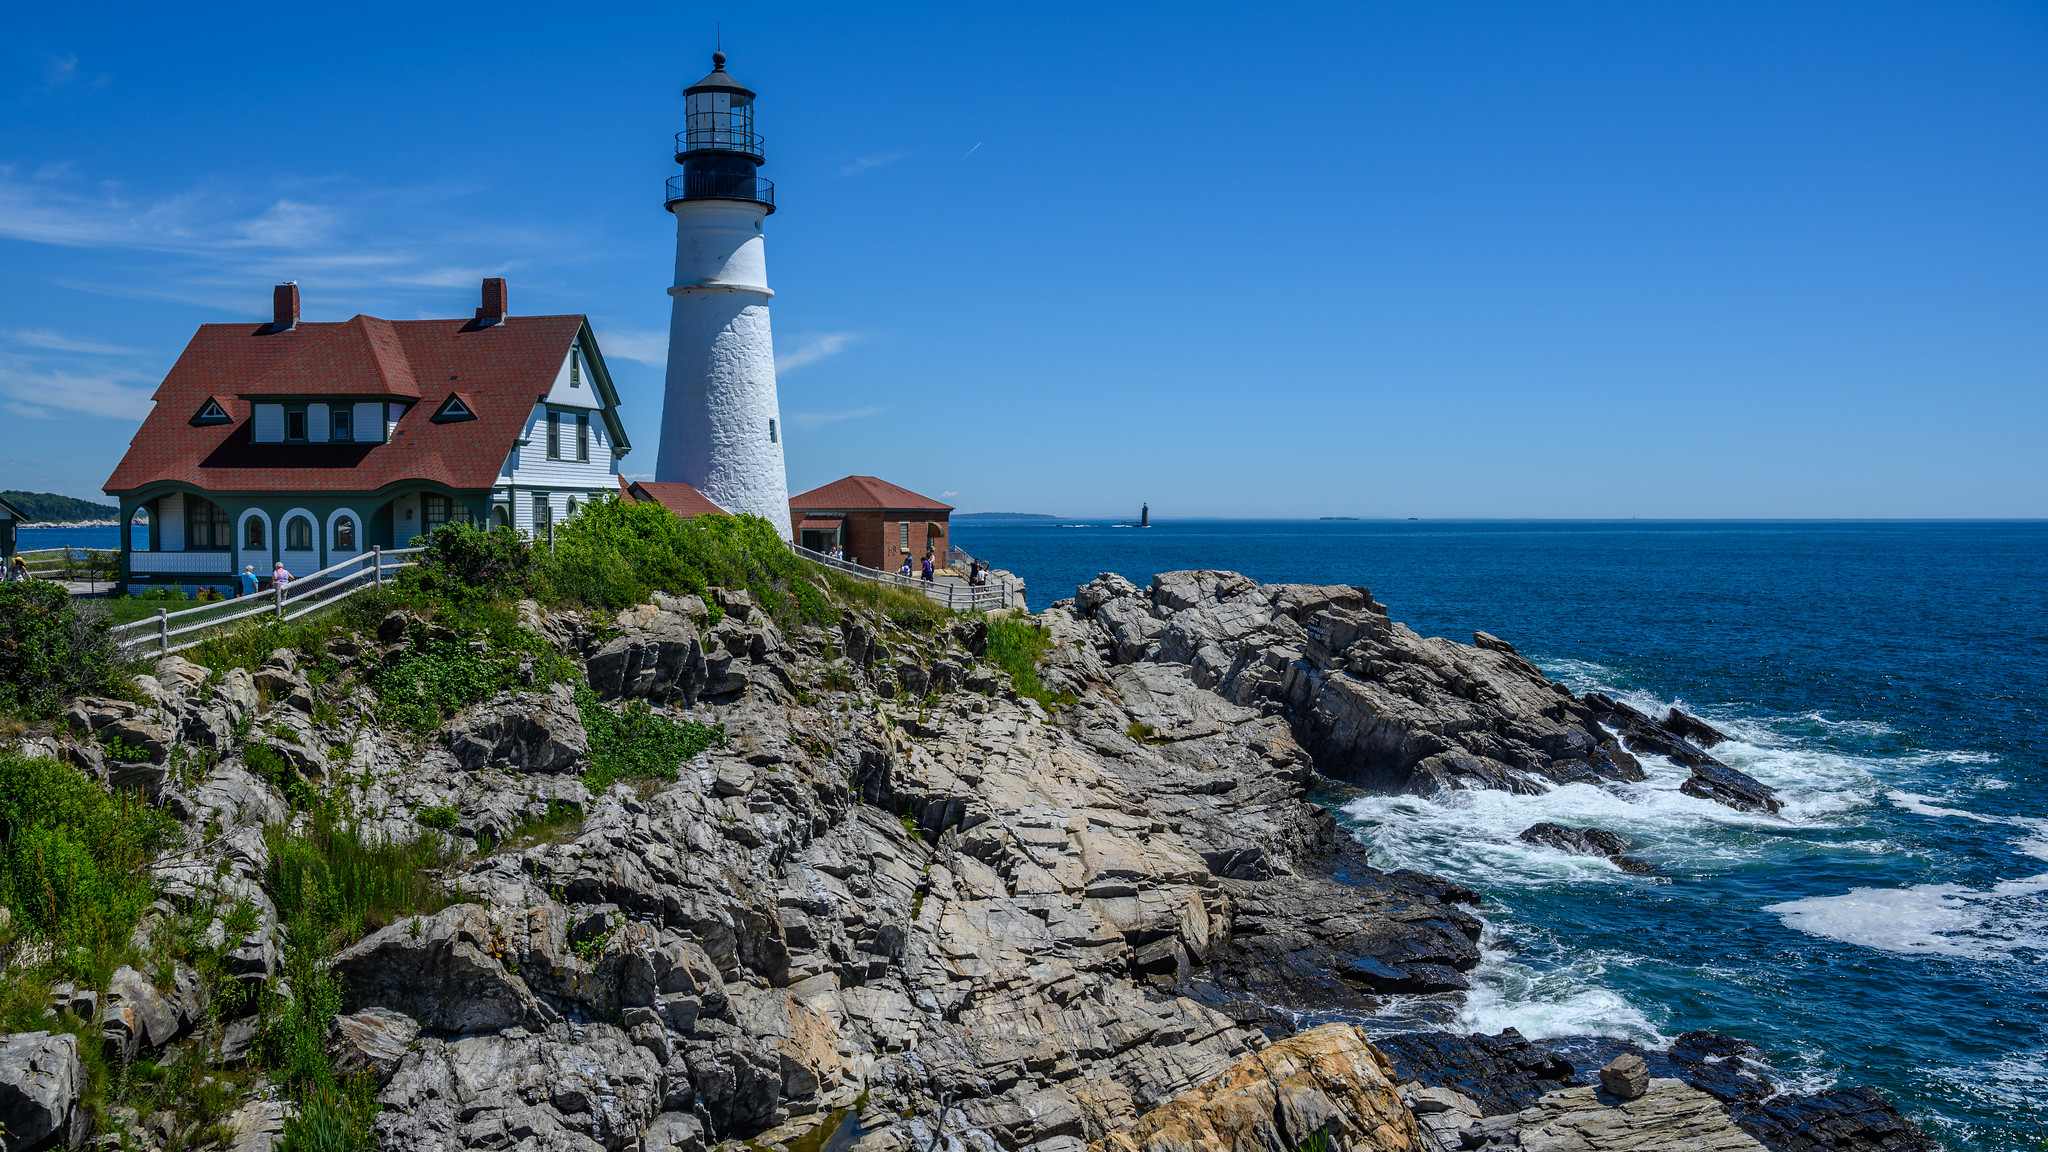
<box><xmin>655</xmin><ymin>51</ymin><xmax>791</xmax><ymax>538</ymax></box>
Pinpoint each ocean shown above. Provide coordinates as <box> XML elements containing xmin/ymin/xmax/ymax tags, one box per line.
<box><xmin>950</xmin><ymin>518</ymin><xmax>2048</xmax><ymax>1150</ymax></box>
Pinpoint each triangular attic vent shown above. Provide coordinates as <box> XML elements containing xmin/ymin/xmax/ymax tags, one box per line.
<box><xmin>191</xmin><ymin>398</ymin><xmax>232</xmax><ymax>426</ymax></box>
<box><xmin>431</xmin><ymin>394</ymin><xmax>476</xmax><ymax>423</ymax></box>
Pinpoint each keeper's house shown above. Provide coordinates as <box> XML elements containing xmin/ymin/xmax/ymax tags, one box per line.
<box><xmin>104</xmin><ymin>279</ymin><xmax>629</xmax><ymax>592</ymax></box>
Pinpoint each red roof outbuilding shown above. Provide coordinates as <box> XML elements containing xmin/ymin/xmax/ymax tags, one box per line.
<box><xmin>788</xmin><ymin>476</ymin><xmax>953</xmax><ymax>514</ymax></box>
<box><xmin>621</xmin><ymin>477</ymin><xmax>728</xmax><ymax>519</ymax></box>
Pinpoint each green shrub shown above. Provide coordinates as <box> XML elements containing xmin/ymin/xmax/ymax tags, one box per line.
<box><xmin>416</xmin><ymin>804</ymin><xmax>458</xmax><ymax>831</ymax></box>
<box><xmin>244</xmin><ymin>744</ymin><xmax>317</xmax><ymax>810</ymax></box>
<box><xmin>574</xmin><ymin>686</ymin><xmax>725</xmax><ymax>793</ymax></box>
<box><xmin>984</xmin><ymin>617</ymin><xmax>1075</xmax><ymax>712</ymax></box>
<box><xmin>0</xmin><ymin>582</ymin><xmax>125</xmax><ymax>718</ymax></box>
<box><xmin>371</xmin><ymin>639</ymin><xmax>521</xmax><ymax>733</ymax></box>
<box><xmin>0</xmin><ymin>753</ymin><xmax>176</xmax><ymax>984</ymax></box>
<box><xmin>400</xmin><ymin>522</ymin><xmax>536</xmax><ymax>607</ymax></box>
<box><xmin>538</xmin><ymin>498</ymin><xmax>831</xmax><ymax>627</ymax></box>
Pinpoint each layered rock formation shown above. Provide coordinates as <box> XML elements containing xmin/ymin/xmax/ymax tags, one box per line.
<box><xmin>0</xmin><ymin>567</ymin><xmax>1933</xmax><ymax>1152</ymax></box>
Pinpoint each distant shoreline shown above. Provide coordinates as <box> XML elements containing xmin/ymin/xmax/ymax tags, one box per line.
<box><xmin>19</xmin><ymin>519</ymin><xmax>121</xmax><ymax>529</ymax></box>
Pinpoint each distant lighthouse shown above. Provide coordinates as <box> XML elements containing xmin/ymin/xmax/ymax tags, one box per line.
<box><xmin>655</xmin><ymin>51</ymin><xmax>791</xmax><ymax>538</ymax></box>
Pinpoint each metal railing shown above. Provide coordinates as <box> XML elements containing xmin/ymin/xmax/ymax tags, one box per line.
<box><xmin>675</xmin><ymin>128</ymin><xmax>765</xmax><ymax>161</ymax></box>
<box><xmin>792</xmin><ymin>543</ymin><xmax>1020</xmax><ymax>614</ymax></box>
<box><xmin>14</xmin><ymin>546</ymin><xmax>122</xmax><ymax>587</ymax></box>
<box><xmin>108</xmin><ymin>546</ymin><xmax>423</xmax><ymax>659</ymax></box>
<box><xmin>664</xmin><ymin>171</ymin><xmax>775</xmax><ymax>210</ymax></box>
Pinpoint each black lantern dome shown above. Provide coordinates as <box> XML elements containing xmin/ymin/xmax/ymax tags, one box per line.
<box><xmin>666</xmin><ymin>51</ymin><xmax>775</xmax><ymax>213</ymax></box>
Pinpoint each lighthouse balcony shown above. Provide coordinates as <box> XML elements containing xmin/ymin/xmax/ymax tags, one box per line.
<box><xmin>665</xmin><ymin>172</ymin><xmax>776</xmax><ymax>212</ymax></box>
<box><xmin>674</xmin><ymin>129</ymin><xmax>765</xmax><ymax>163</ymax></box>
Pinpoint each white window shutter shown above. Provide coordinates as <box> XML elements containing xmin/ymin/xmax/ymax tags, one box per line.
<box><xmin>252</xmin><ymin>404</ymin><xmax>285</xmax><ymax>442</ymax></box>
<box><xmin>354</xmin><ymin>402</ymin><xmax>384</xmax><ymax>443</ymax></box>
<box><xmin>307</xmin><ymin>403</ymin><xmax>329</xmax><ymax>442</ymax></box>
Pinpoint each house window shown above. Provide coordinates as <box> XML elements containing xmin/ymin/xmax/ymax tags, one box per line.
<box><xmin>570</xmin><ymin>351</ymin><xmax>582</xmax><ymax>389</ymax></box>
<box><xmin>533</xmin><ymin>493</ymin><xmax>553</xmax><ymax>535</ymax></box>
<box><xmin>546</xmin><ymin>412</ymin><xmax>561</xmax><ymax>460</ymax></box>
<box><xmin>331</xmin><ymin>406</ymin><xmax>352</xmax><ymax>442</ymax></box>
<box><xmin>491</xmin><ymin>505</ymin><xmax>510</xmax><ymax>528</ymax></box>
<box><xmin>285</xmin><ymin>516</ymin><xmax>313</xmax><ymax>551</ymax></box>
<box><xmin>899</xmin><ymin>522</ymin><xmax>910</xmax><ymax>551</ymax></box>
<box><xmin>565</xmin><ymin>496</ymin><xmax>580</xmax><ymax>518</ymax></box>
<box><xmin>187</xmin><ymin>497</ymin><xmax>231</xmax><ymax>549</ymax></box>
<box><xmin>286</xmin><ymin>409</ymin><xmax>307</xmax><ymax>441</ymax></box>
<box><xmin>424</xmin><ymin>494</ymin><xmax>449</xmax><ymax>533</ymax></box>
<box><xmin>334</xmin><ymin>518</ymin><xmax>356</xmax><ymax>551</ymax></box>
<box><xmin>575</xmin><ymin>413</ymin><xmax>589</xmax><ymax>462</ymax></box>
<box><xmin>244</xmin><ymin>517</ymin><xmax>265</xmax><ymax>549</ymax></box>
<box><xmin>768</xmin><ymin>418</ymin><xmax>777</xmax><ymax>444</ymax></box>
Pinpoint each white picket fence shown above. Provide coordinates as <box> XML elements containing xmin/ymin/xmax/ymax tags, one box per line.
<box><xmin>110</xmin><ymin>547</ymin><xmax>424</xmax><ymax>659</ymax></box>
<box><xmin>791</xmin><ymin>543</ymin><xmax>1020</xmax><ymax>613</ymax></box>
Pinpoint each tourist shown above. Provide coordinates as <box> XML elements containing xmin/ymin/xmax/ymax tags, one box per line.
<box><xmin>921</xmin><ymin>553</ymin><xmax>935</xmax><ymax>582</ymax></box>
<box><xmin>238</xmin><ymin>565</ymin><xmax>258</xmax><ymax>597</ymax></box>
<box><xmin>899</xmin><ymin>556</ymin><xmax>913</xmax><ymax>577</ymax></box>
<box><xmin>273</xmin><ymin>560</ymin><xmax>293</xmax><ymax>591</ymax></box>
<box><xmin>5</xmin><ymin>555</ymin><xmax>24</xmax><ymax>583</ymax></box>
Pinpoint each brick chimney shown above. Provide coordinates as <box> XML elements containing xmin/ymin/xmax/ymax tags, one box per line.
<box><xmin>272</xmin><ymin>282</ymin><xmax>299</xmax><ymax>332</ymax></box>
<box><xmin>476</xmin><ymin>278</ymin><xmax>508</xmax><ymax>326</ymax></box>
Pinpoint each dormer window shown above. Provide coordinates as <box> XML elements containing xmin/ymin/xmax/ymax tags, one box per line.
<box><xmin>192</xmin><ymin>399</ymin><xmax>232</xmax><ymax>426</ymax></box>
<box><xmin>331</xmin><ymin>406</ymin><xmax>353</xmax><ymax>441</ymax></box>
<box><xmin>432</xmin><ymin>394</ymin><xmax>476</xmax><ymax>423</ymax></box>
<box><xmin>286</xmin><ymin>409</ymin><xmax>307</xmax><ymax>441</ymax></box>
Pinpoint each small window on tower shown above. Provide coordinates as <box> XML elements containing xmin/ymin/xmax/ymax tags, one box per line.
<box><xmin>768</xmin><ymin>418</ymin><xmax>777</xmax><ymax>444</ymax></box>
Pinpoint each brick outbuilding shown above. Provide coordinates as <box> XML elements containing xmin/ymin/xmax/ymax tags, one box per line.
<box><xmin>787</xmin><ymin>476</ymin><xmax>952</xmax><ymax>571</ymax></box>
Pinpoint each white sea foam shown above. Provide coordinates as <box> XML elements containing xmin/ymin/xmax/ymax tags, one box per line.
<box><xmin>1457</xmin><ymin>943</ymin><xmax>1667</xmax><ymax>1044</ymax></box>
<box><xmin>1765</xmin><ymin>794</ymin><xmax>2048</xmax><ymax>959</ymax></box>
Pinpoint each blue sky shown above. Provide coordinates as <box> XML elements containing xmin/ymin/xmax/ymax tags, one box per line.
<box><xmin>2</xmin><ymin>2</ymin><xmax>2043</xmax><ymax>517</ymax></box>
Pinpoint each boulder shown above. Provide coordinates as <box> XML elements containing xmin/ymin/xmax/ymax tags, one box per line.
<box><xmin>587</xmin><ymin>603</ymin><xmax>710</xmax><ymax>701</ymax></box>
<box><xmin>330</xmin><ymin>904</ymin><xmax>560</xmax><ymax>1032</ymax></box>
<box><xmin>0</xmin><ymin>1031</ymin><xmax>86</xmax><ymax>1151</ymax></box>
<box><xmin>445</xmin><ymin>683</ymin><xmax>589</xmax><ymax>773</ymax></box>
<box><xmin>1087</xmin><ymin>1023</ymin><xmax>1421</xmax><ymax>1152</ymax></box>
<box><xmin>1598</xmin><ymin>1054</ymin><xmax>1649</xmax><ymax>1100</ymax></box>
<box><xmin>1681</xmin><ymin>762</ymin><xmax>1782</xmax><ymax>814</ymax></box>
<box><xmin>1518</xmin><ymin>823</ymin><xmax>1656</xmax><ymax>874</ymax></box>
<box><xmin>330</xmin><ymin>1007</ymin><xmax>420</xmax><ymax>1085</ymax></box>
<box><xmin>1474</xmin><ymin>1079</ymin><xmax>1767</xmax><ymax>1150</ymax></box>
<box><xmin>1663</xmin><ymin>708</ymin><xmax>1729</xmax><ymax>748</ymax></box>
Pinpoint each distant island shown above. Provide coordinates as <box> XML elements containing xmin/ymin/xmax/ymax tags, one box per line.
<box><xmin>2</xmin><ymin>490</ymin><xmax>119</xmax><ymax>523</ymax></box>
<box><xmin>1319</xmin><ymin>516</ymin><xmax>1359</xmax><ymax>520</ymax></box>
<box><xmin>953</xmin><ymin>512</ymin><xmax>1060</xmax><ymax>521</ymax></box>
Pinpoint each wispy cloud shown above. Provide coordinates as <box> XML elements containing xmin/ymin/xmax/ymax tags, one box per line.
<box><xmin>0</xmin><ymin>360</ymin><xmax>156</xmax><ymax>420</ymax></box>
<box><xmin>2</xmin><ymin>329</ymin><xmax>148</xmax><ymax>356</ymax></box>
<box><xmin>941</xmin><ymin>491</ymin><xmax>958</xmax><ymax>497</ymax></box>
<box><xmin>596</xmin><ymin>328</ymin><xmax>669</xmax><ymax>367</ymax></box>
<box><xmin>0</xmin><ymin>167</ymin><xmax>570</xmax><ymax>316</ymax></box>
<box><xmin>789</xmin><ymin>406</ymin><xmax>882</xmax><ymax>430</ymax></box>
<box><xmin>962</xmin><ymin>142</ymin><xmax>981</xmax><ymax>159</ymax></box>
<box><xmin>776</xmin><ymin>332</ymin><xmax>858</xmax><ymax>374</ymax></box>
<box><xmin>36</xmin><ymin>54</ymin><xmax>109</xmax><ymax>95</ymax></box>
<box><xmin>838</xmin><ymin>150</ymin><xmax>910</xmax><ymax>178</ymax></box>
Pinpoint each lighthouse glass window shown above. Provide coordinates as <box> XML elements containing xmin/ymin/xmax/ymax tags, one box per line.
<box><xmin>687</xmin><ymin>91</ymin><xmax>753</xmax><ymax>150</ymax></box>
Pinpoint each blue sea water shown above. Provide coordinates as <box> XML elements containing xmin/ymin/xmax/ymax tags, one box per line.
<box><xmin>951</xmin><ymin>519</ymin><xmax>2048</xmax><ymax>1150</ymax></box>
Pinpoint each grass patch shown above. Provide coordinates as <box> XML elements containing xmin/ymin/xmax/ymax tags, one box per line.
<box><xmin>416</xmin><ymin>803</ymin><xmax>459</xmax><ymax>831</ymax></box>
<box><xmin>1126</xmin><ymin>721</ymin><xmax>1157</xmax><ymax>742</ymax></box>
<box><xmin>478</xmin><ymin>799</ymin><xmax>583</xmax><ymax>857</ymax></box>
<box><xmin>538</xmin><ymin>499</ymin><xmax>831</xmax><ymax>628</ymax></box>
<box><xmin>261</xmin><ymin>801</ymin><xmax>455</xmax><ymax>1151</ymax></box>
<box><xmin>984</xmin><ymin>617</ymin><xmax>1076</xmax><ymax>712</ymax></box>
<box><xmin>820</xmin><ymin>569</ymin><xmax>950</xmax><ymax>632</ymax></box>
<box><xmin>575</xmin><ymin>687</ymin><xmax>725</xmax><ymax>793</ymax></box>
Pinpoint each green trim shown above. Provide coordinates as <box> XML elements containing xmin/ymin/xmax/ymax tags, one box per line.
<box><xmin>576</xmin><ymin>320</ymin><xmax>632</xmax><ymax>457</ymax></box>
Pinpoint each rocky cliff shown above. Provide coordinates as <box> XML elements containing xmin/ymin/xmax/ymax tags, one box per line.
<box><xmin>0</xmin><ymin>570</ymin><xmax>1929</xmax><ymax>1152</ymax></box>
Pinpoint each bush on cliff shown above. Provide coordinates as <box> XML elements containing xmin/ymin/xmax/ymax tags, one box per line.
<box><xmin>0</xmin><ymin>581</ymin><xmax>126</xmax><ymax>718</ymax></box>
<box><xmin>537</xmin><ymin>498</ymin><xmax>831</xmax><ymax>626</ymax></box>
<box><xmin>401</xmin><ymin>522</ymin><xmax>537</xmax><ymax>607</ymax></box>
<box><xmin>575</xmin><ymin>686</ymin><xmax>726</xmax><ymax>793</ymax></box>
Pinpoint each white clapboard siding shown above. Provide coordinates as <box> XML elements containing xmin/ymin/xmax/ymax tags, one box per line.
<box><xmin>252</xmin><ymin>404</ymin><xmax>285</xmax><ymax>442</ymax></box>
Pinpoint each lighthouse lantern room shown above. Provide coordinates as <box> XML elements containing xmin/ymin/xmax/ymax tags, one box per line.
<box><xmin>655</xmin><ymin>51</ymin><xmax>791</xmax><ymax>538</ymax></box>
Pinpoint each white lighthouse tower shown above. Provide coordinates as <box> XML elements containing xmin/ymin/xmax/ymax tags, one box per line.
<box><xmin>655</xmin><ymin>51</ymin><xmax>791</xmax><ymax>538</ymax></box>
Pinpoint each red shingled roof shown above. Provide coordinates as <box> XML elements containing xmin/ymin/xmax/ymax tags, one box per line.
<box><xmin>788</xmin><ymin>475</ymin><xmax>953</xmax><ymax>513</ymax></box>
<box><xmin>623</xmin><ymin>478</ymin><xmax>727</xmax><ymax>519</ymax></box>
<box><xmin>105</xmin><ymin>314</ymin><xmax>586</xmax><ymax>496</ymax></box>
